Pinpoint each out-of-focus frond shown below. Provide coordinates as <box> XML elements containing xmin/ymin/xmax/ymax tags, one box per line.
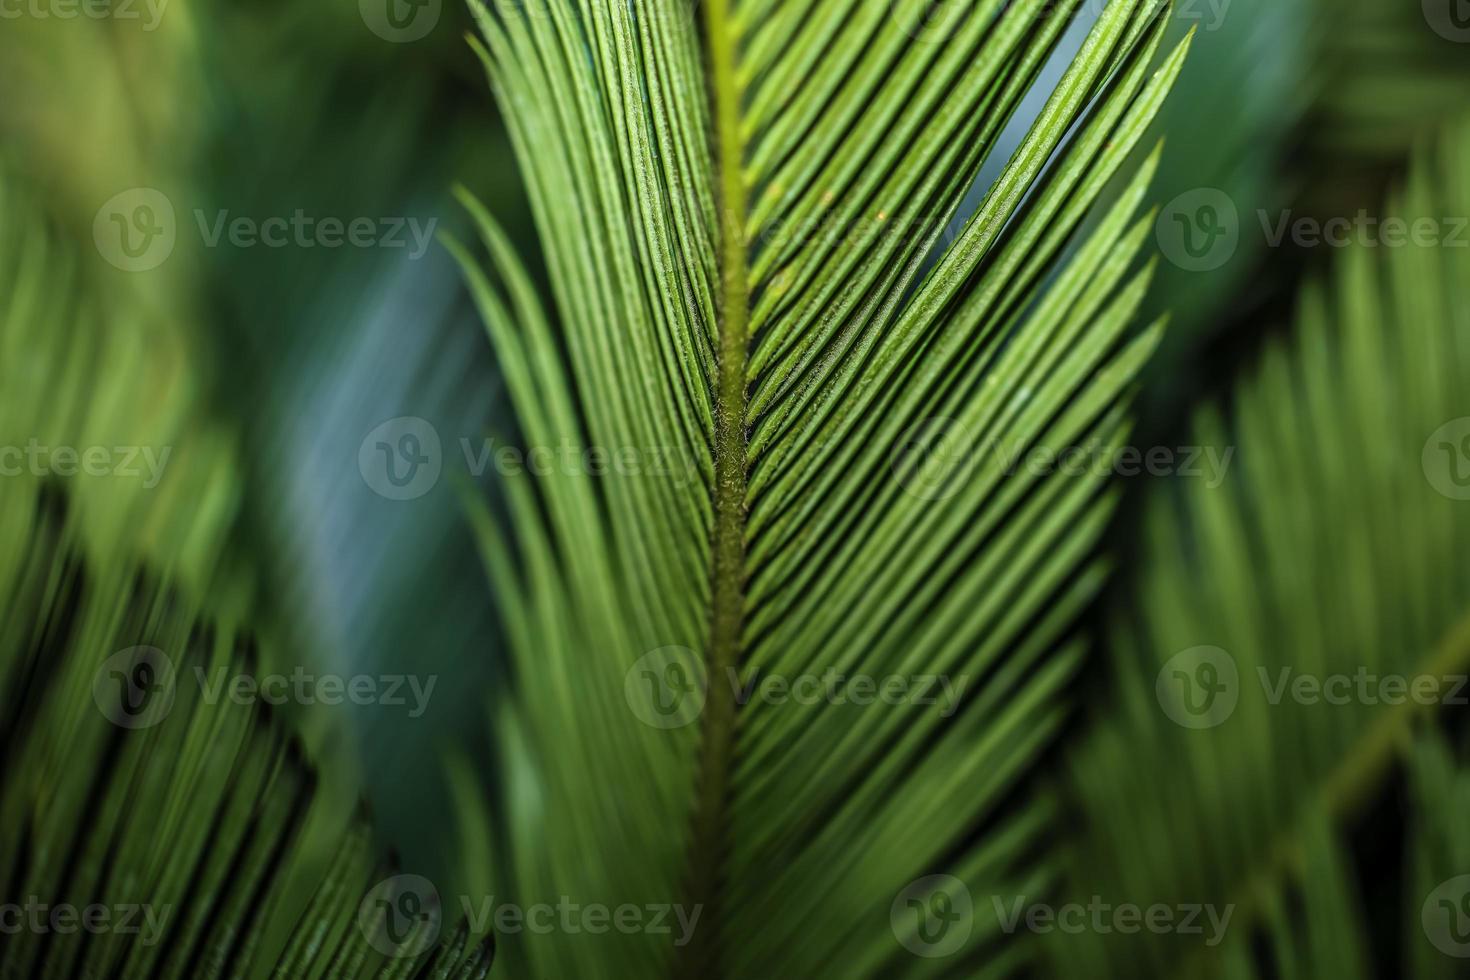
<box><xmin>1046</xmin><ymin>115</ymin><xmax>1470</xmax><ymax>977</ymax></box>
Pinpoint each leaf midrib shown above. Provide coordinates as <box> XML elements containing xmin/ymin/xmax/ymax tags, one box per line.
<box><xmin>677</xmin><ymin>2</ymin><xmax>749</xmax><ymax>975</ymax></box>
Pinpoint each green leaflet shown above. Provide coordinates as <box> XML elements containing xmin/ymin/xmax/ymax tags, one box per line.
<box><xmin>1046</xmin><ymin>116</ymin><xmax>1470</xmax><ymax>976</ymax></box>
<box><xmin>454</xmin><ymin>0</ymin><xmax>1190</xmax><ymax>976</ymax></box>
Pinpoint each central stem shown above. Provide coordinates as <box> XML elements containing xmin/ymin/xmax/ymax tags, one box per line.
<box><xmin>677</xmin><ymin>0</ymin><xmax>749</xmax><ymax>974</ymax></box>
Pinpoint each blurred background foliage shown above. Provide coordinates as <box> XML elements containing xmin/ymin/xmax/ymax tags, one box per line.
<box><xmin>0</xmin><ymin>0</ymin><xmax>537</xmax><ymax>879</ymax></box>
<box><xmin>4</xmin><ymin>0</ymin><xmax>1470</xmax><ymax>973</ymax></box>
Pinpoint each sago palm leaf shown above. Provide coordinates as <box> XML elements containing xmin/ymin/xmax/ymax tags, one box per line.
<box><xmin>1201</xmin><ymin>730</ymin><xmax>1470</xmax><ymax>980</ymax></box>
<box><xmin>1045</xmin><ymin>114</ymin><xmax>1470</xmax><ymax>977</ymax></box>
<box><xmin>0</xmin><ymin>491</ymin><xmax>494</xmax><ymax>979</ymax></box>
<box><xmin>2</xmin><ymin>7</ymin><xmax>513</xmax><ymax>863</ymax></box>
<box><xmin>1305</xmin><ymin>0</ymin><xmax>1470</xmax><ymax>165</ymax></box>
<box><xmin>0</xmin><ymin>164</ymin><xmax>490</xmax><ymax>978</ymax></box>
<box><xmin>447</xmin><ymin>0</ymin><xmax>1192</xmax><ymax>975</ymax></box>
<box><xmin>0</xmin><ymin>164</ymin><xmax>236</xmax><ymax>598</ymax></box>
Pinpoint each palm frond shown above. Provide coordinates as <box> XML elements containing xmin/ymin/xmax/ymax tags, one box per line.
<box><xmin>1045</xmin><ymin>114</ymin><xmax>1470</xmax><ymax>976</ymax></box>
<box><xmin>0</xmin><ymin>164</ymin><xmax>236</xmax><ymax>591</ymax></box>
<box><xmin>1305</xmin><ymin>0</ymin><xmax>1470</xmax><ymax>164</ymax></box>
<box><xmin>0</xmin><ymin>163</ymin><xmax>490</xmax><ymax>978</ymax></box>
<box><xmin>1179</xmin><ymin>729</ymin><xmax>1470</xmax><ymax>980</ymax></box>
<box><xmin>450</xmin><ymin>0</ymin><xmax>1192</xmax><ymax>975</ymax></box>
<box><xmin>0</xmin><ymin>489</ymin><xmax>493</xmax><ymax>978</ymax></box>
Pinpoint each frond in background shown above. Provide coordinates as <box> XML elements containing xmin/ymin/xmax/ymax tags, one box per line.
<box><xmin>0</xmin><ymin>141</ymin><xmax>489</xmax><ymax>978</ymax></box>
<box><xmin>1114</xmin><ymin>0</ymin><xmax>1470</xmax><ymax>418</ymax></box>
<box><xmin>450</xmin><ymin>0</ymin><xmax>1191</xmax><ymax>975</ymax></box>
<box><xmin>0</xmin><ymin>4</ymin><xmax>523</xmax><ymax>874</ymax></box>
<box><xmin>1107</xmin><ymin>0</ymin><xmax>1310</xmax><ymax>357</ymax></box>
<box><xmin>1045</xmin><ymin>115</ymin><xmax>1470</xmax><ymax>977</ymax></box>
<box><xmin>0</xmin><ymin>490</ymin><xmax>494</xmax><ymax>978</ymax></box>
<box><xmin>0</xmin><ymin>164</ymin><xmax>236</xmax><ymax>603</ymax></box>
<box><xmin>1302</xmin><ymin>0</ymin><xmax>1470</xmax><ymax>176</ymax></box>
